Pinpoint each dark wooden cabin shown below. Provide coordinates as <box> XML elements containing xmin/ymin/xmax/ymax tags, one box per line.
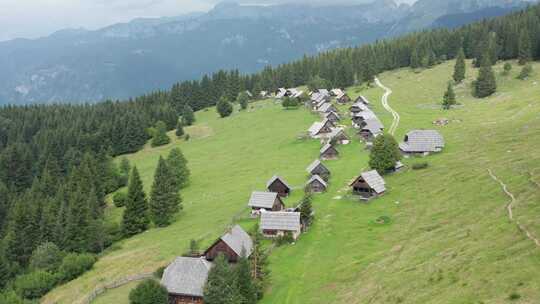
<box><xmin>305</xmin><ymin>175</ymin><xmax>327</xmax><ymax>193</ymax></box>
<box><xmin>266</xmin><ymin>176</ymin><xmax>291</xmax><ymax>197</ymax></box>
<box><xmin>306</xmin><ymin>159</ymin><xmax>330</xmax><ymax>181</ymax></box>
<box><xmin>320</xmin><ymin>143</ymin><xmax>339</xmax><ymax>160</ymax></box>
<box><xmin>203</xmin><ymin>225</ymin><xmax>253</xmax><ymax>262</ymax></box>
<box><xmin>248</xmin><ymin>191</ymin><xmax>285</xmax><ymax>214</ymax></box>
<box><xmin>161</xmin><ymin>257</ymin><xmax>211</xmax><ymax>304</ymax></box>
<box><xmin>350</xmin><ymin>170</ymin><xmax>386</xmax><ymax>199</ymax></box>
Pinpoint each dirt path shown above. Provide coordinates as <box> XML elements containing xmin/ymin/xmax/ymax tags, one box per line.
<box><xmin>375</xmin><ymin>77</ymin><xmax>400</xmax><ymax>135</ymax></box>
<box><xmin>487</xmin><ymin>169</ymin><xmax>540</xmax><ymax>247</ymax></box>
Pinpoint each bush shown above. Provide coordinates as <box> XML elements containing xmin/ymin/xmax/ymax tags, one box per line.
<box><xmin>113</xmin><ymin>190</ymin><xmax>128</xmax><ymax>207</ymax></box>
<box><xmin>29</xmin><ymin>242</ymin><xmax>64</xmax><ymax>272</ymax></box>
<box><xmin>0</xmin><ymin>289</ymin><xmax>31</xmax><ymax>304</ymax></box>
<box><xmin>129</xmin><ymin>279</ymin><xmax>168</xmax><ymax>304</ymax></box>
<box><xmin>412</xmin><ymin>162</ymin><xmax>429</xmax><ymax>170</ymax></box>
<box><xmin>13</xmin><ymin>270</ymin><xmax>57</xmax><ymax>299</ymax></box>
<box><xmin>58</xmin><ymin>253</ymin><xmax>97</xmax><ymax>282</ymax></box>
<box><xmin>274</xmin><ymin>232</ymin><xmax>294</xmax><ymax>246</ymax></box>
<box><xmin>216</xmin><ymin>96</ymin><xmax>233</xmax><ymax>118</ymax></box>
<box><xmin>517</xmin><ymin>64</ymin><xmax>533</xmax><ymax>80</ymax></box>
<box><xmin>508</xmin><ymin>292</ymin><xmax>521</xmax><ymax>300</ymax></box>
<box><xmin>154</xmin><ymin>266</ymin><xmax>166</xmax><ymax>279</ymax></box>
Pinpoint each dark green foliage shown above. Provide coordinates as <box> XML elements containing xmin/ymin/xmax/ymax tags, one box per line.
<box><xmin>249</xmin><ymin>226</ymin><xmax>269</xmax><ymax>299</ymax></box>
<box><xmin>149</xmin><ymin>157</ymin><xmax>181</xmax><ymax>227</ymax></box>
<box><xmin>503</xmin><ymin>62</ymin><xmax>513</xmax><ymax>76</ymax></box>
<box><xmin>307</xmin><ymin>76</ymin><xmax>331</xmax><ymax>91</ymax></box>
<box><xmin>275</xmin><ymin>231</ymin><xmax>294</xmax><ymax>246</ymax></box>
<box><xmin>175</xmin><ymin>120</ymin><xmax>184</xmax><ymax>138</ymax></box>
<box><xmin>29</xmin><ymin>242</ymin><xmax>64</xmax><ymax>272</ymax></box>
<box><xmin>412</xmin><ymin>162</ymin><xmax>429</xmax><ymax>170</ymax></box>
<box><xmin>0</xmin><ymin>252</ymin><xmax>13</xmax><ymax>289</ymax></box>
<box><xmin>236</xmin><ymin>255</ymin><xmax>258</xmax><ymax>304</ymax></box>
<box><xmin>442</xmin><ymin>82</ymin><xmax>456</xmax><ymax>110</ymax></box>
<box><xmin>237</xmin><ymin>92</ymin><xmax>250</xmax><ymax>110</ymax></box>
<box><xmin>182</xmin><ymin>105</ymin><xmax>195</xmax><ymax>126</ymax></box>
<box><xmin>0</xmin><ymin>143</ymin><xmax>33</xmax><ymax>194</ymax></box>
<box><xmin>129</xmin><ymin>279</ymin><xmax>168</xmax><ymax>304</ymax></box>
<box><xmin>508</xmin><ymin>292</ymin><xmax>521</xmax><ymax>300</ymax></box>
<box><xmin>119</xmin><ymin>158</ymin><xmax>131</xmax><ymax>178</ymax></box>
<box><xmin>282</xmin><ymin>97</ymin><xmax>300</xmax><ymax>109</ymax></box>
<box><xmin>122</xmin><ymin>167</ymin><xmax>150</xmax><ymax>237</ymax></box>
<box><xmin>453</xmin><ymin>48</ymin><xmax>466</xmax><ymax>83</ymax></box>
<box><xmin>113</xmin><ymin>191</ymin><xmax>128</xmax><ymax>208</ymax></box>
<box><xmin>154</xmin><ymin>266</ymin><xmax>166</xmax><ymax>279</ymax></box>
<box><xmin>0</xmin><ymin>289</ymin><xmax>31</xmax><ymax>304</ymax></box>
<box><xmin>299</xmin><ymin>195</ymin><xmax>314</xmax><ymax>228</ymax></box>
<box><xmin>518</xmin><ymin>29</ymin><xmax>531</xmax><ymax>65</ymax></box>
<box><xmin>57</xmin><ymin>253</ymin><xmax>96</xmax><ymax>282</ymax></box>
<box><xmin>517</xmin><ymin>63</ymin><xmax>533</xmax><ymax>80</ymax></box>
<box><xmin>369</xmin><ymin>134</ymin><xmax>402</xmax><ymax>175</ymax></box>
<box><xmin>0</xmin><ymin>182</ymin><xmax>10</xmax><ymax>231</ymax></box>
<box><xmin>203</xmin><ymin>254</ymin><xmax>243</xmax><ymax>304</ymax></box>
<box><xmin>217</xmin><ymin>96</ymin><xmax>234</xmax><ymax>118</ymax></box>
<box><xmin>474</xmin><ymin>55</ymin><xmax>497</xmax><ymax>98</ymax></box>
<box><xmin>13</xmin><ymin>270</ymin><xmax>57</xmax><ymax>299</ymax></box>
<box><xmin>151</xmin><ymin>121</ymin><xmax>171</xmax><ymax>147</ymax></box>
<box><xmin>166</xmin><ymin>148</ymin><xmax>190</xmax><ymax>189</ymax></box>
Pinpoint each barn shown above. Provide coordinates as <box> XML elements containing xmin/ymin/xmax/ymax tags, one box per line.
<box><xmin>399</xmin><ymin>130</ymin><xmax>445</xmax><ymax>155</ymax></box>
<box><xmin>161</xmin><ymin>257</ymin><xmax>212</xmax><ymax>304</ymax></box>
<box><xmin>203</xmin><ymin>225</ymin><xmax>253</xmax><ymax>262</ymax></box>
<box><xmin>306</xmin><ymin>159</ymin><xmax>330</xmax><ymax>181</ymax></box>
<box><xmin>260</xmin><ymin>211</ymin><xmax>302</xmax><ymax>240</ymax></box>
<box><xmin>320</xmin><ymin>143</ymin><xmax>339</xmax><ymax>160</ymax></box>
<box><xmin>305</xmin><ymin>175</ymin><xmax>328</xmax><ymax>193</ymax></box>
<box><xmin>308</xmin><ymin>119</ymin><xmax>335</xmax><ymax>138</ymax></box>
<box><xmin>328</xmin><ymin>128</ymin><xmax>350</xmax><ymax>145</ymax></box>
<box><xmin>266</xmin><ymin>176</ymin><xmax>291</xmax><ymax>197</ymax></box>
<box><xmin>248</xmin><ymin>191</ymin><xmax>285</xmax><ymax>214</ymax></box>
<box><xmin>359</xmin><ymin>118</ymin><xmax>384</xmax><ymax>142</ymax></box>
<box><xmin>350</xmin><ymin>170</ymin><xmax>386</xmax><ymax>199</ymax></box>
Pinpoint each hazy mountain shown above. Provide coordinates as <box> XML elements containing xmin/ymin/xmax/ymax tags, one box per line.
<box><xmin>0</xmin><ymin>0</ymin><xmax>534</xmax><ymax>105</ymax></box>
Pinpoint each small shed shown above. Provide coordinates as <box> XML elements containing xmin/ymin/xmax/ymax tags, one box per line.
<box><xmin>320</xmin><ymin>143</ymin><xmax>339</xmax><ymax>160</ymax></box>
<box><xmin>266</xmin><ymin>176</ymin><xmax>291</xmax><ymax>197</ymax></box>
<box><xmin>305</xmin><ymin>175</ymin><xmax>327</xmax><ymax>193</ymax></box>
<box><xmin>248</xmin><ymin>191</ymin><xmax>285</xmax><ymax>214</ymax></box>
<box><xmin>308</xmin><ymin>119</ymin><xmax>335</xmax><ymax>138</ymax></box>
<box><xmin>318</xmin><ymin>103</ymin><xmax>338</xmax><ymax>114</ymax></box>
<box><xmin>203</xmin><ymin>225</ymin><xmax>253</xmax><ymax>262</ymax></box>
<box><xmin>275</xmin><ymin>88</ymin><xmax>287</xmax><ymax>99</ymax></box>
<box><xmin>314</xmin><ymin>89</ymin><xmax>330</xmax><ymax>97</ymax></box>
<box><xmin>350</xmin><ymin>170</ymin><xmax>386</xmax><ymax>199</ymax></box>
<box><xmin>306</xmin><ymin>159</ymin><xmax>330</xmax><ymax>180</ymax></box>
<box><xmin>330</xmin><ymin>89</ymin><xmax>344</xmax><ymax>97</ymax></box>
<box><xmin>336</xmin><ymin>93</ymin><xmax>351</xmax><ymax>104</ymax></box>
<box><xmin>260</xmin><ymin>211</ymin><xmax>301</xmax><ymax>239</ymax></box>
<box><xmin>352</xmin><ymin>110</ymin><xmax>376</xmax><ymax>127</ymax></box>
<box><xmin>325</xmin><ymin>111</ymin><xmax>341</xmax><ymax>123</ymax></box>
<box><xmin>399</xmin><ymin>130</ymin><xmax>445</xmax><ymax>155</ymax></box>
<box><xmin>350</xmin><ymin>102</ymin><xmax>370</xmax><ymax>114</ymax></box>
<box><xmin>161</xmin><ymin>257</ymin><xmax>212</xmax><ymax>304</ymax></box>
<box><xmin>354</xmin><ymin>95</ymin><xmax>370</xmax><ymax>106</ymax></box>
<box><xmin>329</xmin><ymin>128</ymin><xmax>350</xmax><ymax>145</ymax></box>
<box><xmin>359</xmin><ymin>118</ymin><xmax>384</xmax><ymax>142</ymax></box>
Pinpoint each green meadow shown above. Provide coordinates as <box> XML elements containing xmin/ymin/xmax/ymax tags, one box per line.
<box><xmin>44</xmin><ymin>60</ymin><xmax>540</xmax><ymax>304</ymax></box>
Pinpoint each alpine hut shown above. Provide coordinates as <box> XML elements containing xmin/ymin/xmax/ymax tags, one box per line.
<box><xmin>308</xmin><ymin>119</ymin><xmax>335</xmax><ymax>138</ymax></box>
<box><xmin>318</xmin><ymin>102</ymin><xmax>338</xmax><ymax>114</ymax></box>
<box><xmin>248</xmin><ymin>191</ymin><xmax>285</xmax><ymax>214</ymax></box>
<box><xmin>161</xmin><ymin>257</ymin><xmax>212</xmax><ymax>304</ymax></box>
<box><xmin>305</xmin><ymin>175</ymin><xmax>327</xmax><ymax>193</ymax></box>
<box><xmin>320</xmin><ymin>143</ymin><xmax>339</xmax><ymax>160</ymax></box>
<box><xmin>328</xmin><ymin>128</ymin><xmax>350</xmax><ymax>145</ymax></box>
<box><xmin>260</xmin><ymin>211</ymin><xmax>302</xmax><ymax>239</ymax></box>
<box><xmin>359</xmin><ymin>118</ymin><xmax>384</xmax><ymax>142</ymax></box>
<box><xmin>306</xmin><ymin>159</ymin><xmax>330</xmax><ymax>181</ymax></box>
<box><xmin>325</xmin><ymin>111</ymin><xmax>341</xmax><ymax>123</ymax></box>
<box><xmin>203</xmin><ymin>225</ymin><xmax>253</xmax><ymax>262</ymax></box>
<box><xmin>266</xmin><ymin>176</ymin><xmax>291</xmax><ymax>197</ymax></box>
<box><xmin>399</xmin><ymin>130</ymin><xmax>445</xmax><ymax>155</ymax></box>
<box><xmin>350</xmin><ymin>170</ymin><xmax>386</xmax><ymax>199</ymax></box>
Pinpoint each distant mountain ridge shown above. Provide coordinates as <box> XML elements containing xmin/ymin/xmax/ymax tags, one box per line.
<box><xmin>0</xmin><ymin>0</ymin><xmax>535</xmax><ymax>105</ymax></box>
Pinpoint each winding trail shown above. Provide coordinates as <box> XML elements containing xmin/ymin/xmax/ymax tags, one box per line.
<box><xmin>375</xmin><ymin>77</ymin><xmax>400</xmax><ymax>135</ymax></box>
<box><xmin>487</xmin><ymin>169</ymin><xmax>540</xmax><ymax>247</ymax></box>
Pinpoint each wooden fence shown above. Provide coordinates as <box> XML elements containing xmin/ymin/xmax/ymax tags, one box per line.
<box><xmin>82</xmin><ymin>272</ymin><xmax>154</xmax><ymax>304</ymax></box>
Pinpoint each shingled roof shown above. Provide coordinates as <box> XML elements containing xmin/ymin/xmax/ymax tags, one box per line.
<box><xmin>360</xmin><ymin>170</ymin><xmax>386</xmax><ymax>194</ymax></box>
<box><xmin>248</xmin><ymin>191</ymin><xmax>279</xmax><ymax>209</ymax></box>
<box><xmin>266</xmin><ymin>175</ymin><xmax>291</xmax><ymax>190</ymax></box>
<box><xmin>355</xmin><ymin>95</ymin><xmax>370</xmax><ymax>105</ymax></box>
<box><xmin>219</xmin><ymin>225</ymin><xmax>253</xmax><ymax>257</ymax></box>
<box><xmin>306</xmin><ymin>159</ymin><xmax>329</xmax><ymax>175</ymax></box>
<box><xmin>399</xmin><ymin>130</ymin><xmax>445</xmax><ymax>153</ymax></box>
<box><xmin>260</xmin><ymin>212</ymin><xmax>301</xmax><ymax>232</ymax></box>
<box><xmin>318</xmin><ymin>103</ymin><xmax>336</xmax><ymax>113</ymax></box>
<box><xmin>306</xmin><ymin>175</ymin><xmax>327</xmax><ymax>188</ymax></box>
<box><xmin>308</xmin><ymin>119</ymin><xmax>334</xmax><ymax>136</ymax></box>
<box><xmin>320</xmin><ymin>143</ymin><xmax>334</xmax><ymax>154</ymax></box>
<box><xmin>361</xmin><ymin>118</ymin><xmax>384</xmax><ymax>135</ymax></box>
<box><xmin>161</xmin><ymin>257</ymin><xmax>212</xmax><ymax>297</ymax></box>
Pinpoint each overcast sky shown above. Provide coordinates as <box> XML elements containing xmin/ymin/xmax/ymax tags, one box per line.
<box><xmin>0</xmin><ymin>0</ymin><xmax>417</xmax><ymax>41</ymax></box>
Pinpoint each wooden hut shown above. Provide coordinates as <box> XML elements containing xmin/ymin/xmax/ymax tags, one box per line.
<box><xmin>325</xmin><ymin>111</ymin><xmax>341</xmax><ymax>123</ymax></box>
<box><xmin>248</xmin><ymin>191</ymin><xmax>285</xmax><ymax>214</ymax></box>
<box><xmin>203</xmin><ymin>225</ymin><xmax>253</xmax><ymax>262</ymax></box>
<box><xmin>161</xmin><ymin>257</ymin><xmax>212</xmax><ymax>304</ymax></box>
<box><xmin>359</xmin><ymin>118</ymin><xmax>384</xmax><ymax>142</ymax></box>
<box><xmin>306</xmin><ymin>159</ymin><xmax>330</xmax><ymax>181</ymax></box>
<box><xmin>354</xmin><ymin>95</ymin><xmax>370</xmax><ymax>106</ymax></box>
<box><xmin>318</xmin><ymin>102</ymin><xmax>338</xmax><ymax>114</ymax></box>
<box><xmin>305</xmin><ymin>175</ymin><xmax>327</xmax><ymax>193</ymax></box>
<box><xmin>328</xmin><ymin>128</ymin><xmax>350</xmax><ymax>145</ymax></box>
<box><xmin>350</xmin><ymin>170</ymin><xmax>386</xmax><ymax>199</ymax></box>
<box><xmin>266</xmin><ymin>176</ymin><xmax>291</xmax><ymax>197</ymax></box>
<box><xmin>260</xmin><ymin>212</ymin><xmax>301</xmax><ymax>240</ymax></box>
<box><xmin>399</xmin><ymin>130</ymin><xmax>445</xmax><ymax>156</ymax></box>
<box><xmin>320</xmin><ymin>143</ymin><xmax>339</xmax><ymax>160</ymax></box>
<box><xmin>308</xmin><ymin>119</ymin><xmax>335</xmax><ymax>138</ymax></box>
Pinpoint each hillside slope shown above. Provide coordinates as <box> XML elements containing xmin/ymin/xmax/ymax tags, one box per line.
<box><xmin>43</xmin><ymin>60</ymin><xmax>540</xmax><ymax>303</ymax></box>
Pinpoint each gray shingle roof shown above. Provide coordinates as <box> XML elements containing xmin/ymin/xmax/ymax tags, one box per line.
<box><xmin>306</xmin><ymin>159</ymin><xmax>329</xmax><ymax>174</ymax></box>
<box><xmin>361</xmin><ymin>170</ymin><xmax>386</xmax><ymax>194</ymax></box>
<box><xmin>161</xmin><ymin>257</ymin><xmax>212</xmax><ymax>297</ymax></box>
<box><xmin>308</xmin><ymin>119</ymin><xmax>333</xmax><ymax>136</ymax></box>
<box><xmin>318</xmin><ymin>103</ymin><xmax>336</xmax><ymax>113</ymax></box>
<box><xmin>248</xmin><ymin>191</ymin><xmax>279</xmax><ymax>209</ymax></box>
<box><xmin>220</xmin><ymin>225</ymin><xmax>253</xmax><ymax>257</ymax></box>
<box><xmin>306</xmin><ymin>175</ymin><xmax>327</xmax><ymax>188</ymax></box>
<box><xmin>320</xmin><ymin>143</ymin><xmax>334</xmax><ymax>154</ymax></box>
<box><xmin>362</xmin><ymin>118</ymin><xmax>384</xmax><ymax>134</ymax></box>
<box><xmin>355</xmin><ymin>95</ymin><xmax>370</xmax><ymax>104</ymax></box>
<box><xmin>399</xmin><ymin>130</ymin><xmax>445</xmax><ymax>153</ymax></box>
<box><xmin>325</xmin><ymin>111</ymin><xmax>340</xmax><ymax>120</ymax></box>
<box><xmin>260</xmin><ymin>212</ymin><xmax>301</xmax><ymax>232</ymax></box>
<box><xmin>329</xmin><ymin>127</ymin><xmax>349</xmax><ymax>140</ymax></box>
<box><xmin>350</xmin><ymin>102</ymin><xmax>371</xmax><ymax>112</ymax></box>
<box><xmin>266</xmin><ymin>175</ymin><xmax>291</xmax><ymax>190</ymax></box>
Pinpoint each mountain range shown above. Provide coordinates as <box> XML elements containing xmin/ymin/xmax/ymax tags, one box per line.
<box><xmin>0</xmin><ymin>0</ymin><xmax>535</xmax><ymax>105</ymax></box>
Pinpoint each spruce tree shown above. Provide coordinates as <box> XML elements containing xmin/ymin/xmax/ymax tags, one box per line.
<box><xmin>442</xmin><ymin>82</ymin><xmax>456</xmax><ymax>110</ymax></box>
<box><xmin>182</xmin><ymin>105</ymin><xmax>195</xmax><ymax>126</ymax></box>
<box><xmin>299</xmin><ymin>195</ymin><xmax>314</xmax><ymax>228</ymax></box>
<box><xmin>149</xmin><ymin>157</ymin><xmax>181</xmax><ymax>227</ymax></box>
<box><xmin>453</xmin><ymin>48</ymin><xmax>466</xmax><ymax>83</ymax></box>
<box><xmin>236</xmin><ymin>254</ymin><xmax>258</xmax><ymax>304</ymax></box>
<box><xmin>474</xmin><ymin>55</ymin><xmax>497</xmax><ymax>98</ymax></box>
<box><xmin>369</xmin><ymin>134</ymin><xmax>401</xmax><ymax>175</ymax></box>
<box><xmin>250</xmin><ymin>226</ymin><xmax>269</xmax><ymax>299</ymax></box>
<box><xmin>518</xmin><ymin>29</ymin><xmax>532</xmax><ymax>65</ymax></box>
<box><xmin>217</xmin><ymin>96</ymin><xmax>233</xmax><ymax>118</ymax></box>
<box><xmin>204</xmin><ymin>254</ymin><xmax>243</xmax><ymax>304</ymax></box>
<box><xmin>175</xmin><ymin>120</ymin><xmax>184</xmax><ymax>138</ymax></box>
<box><xmin>166</xmin><ymin>148</ymin><xmax>190</xmax><ymax>189</ymax></box>
<box><xmin>237</xmin><ymin>92</ymin><xmax>249</xmax><ymax>110</ymax></box>
<box><xmin>151</xmin><ymin>121</ymin><xmax>170</xmax><ymax>147</ymax></box>
<box><xmin>0</xmin><ymin>182</ymin><xmax>8</xmax><ymax>232</ymax></box>
<box><xmin>122</xmin><ymin>167</ymin><xmax>150</xmax><ymax>237</ymax></box>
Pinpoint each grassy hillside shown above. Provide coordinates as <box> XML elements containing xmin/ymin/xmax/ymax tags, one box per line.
<box><xmin>43</xmin><ymin>60</ymin><xmax>540</xmax><ymax>304</ymax></box>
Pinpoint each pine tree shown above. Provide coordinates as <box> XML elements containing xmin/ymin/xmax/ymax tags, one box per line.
<box><xmin>453</xmin><ymin>48</ymin><xmax>466</xmax><ymax>83</ymax></box>
<box><xmin>149</xmin><ymin>157</ymin><xmax>181</xmax><ymax>227</ymax></box>
<box><xmin>299</xmin><ymin>195</ymin><xmax>314</xmax><ymax>228</ymax></box>
<box><xmin>151</xmin><ymin>121</ymin><xmax>170</xmax><ymax>147</ymax></box>
<box><xmin>0</xmin><ymin>182</ymin><xmax>9</xmax><ymax>232</ymax></box>
<box><xmin>249</xmin><ymin>226</ymin><xmax>269</xmax><ymax>300</ymax></box>
<box><xmin>237</xmin><ymin>92</ymin><xmax>249</xmax><ymax>110</ymax></box>
<box><xmin>204</xmin><ymin>254</ymin><xmax>243</xmax><ymax>304</ymax></box>
<box><xmin>474</xmin><ymin>55</ymin><xmax>497</xmax><ymax>98</ymax></box>
<box><xmin>216</xmin><ymin>96</ymin><xmax>233</xmax><ymax>118</ymax></box>
<box><xmin>182</xmin><ymin>105</ymin><xmax>195</xmax><ymax>126</ymax></box>
<box><xmin>166</xmin><ymin>148</ymin><xmax>190</xmax><ymax>189</ymax></box>
<box><xmin>518</xmin><ymin>29</ymin><xmax>532</xmax><ymax>65</ymax></box>
<box><xmin>122</xmin><ymin>167</ymin><xmax>150</xmax><ymax>237</ymax></box>
<box><xmin>236</xmin><ymin>254</ymin><xmax>258</xmax><ymax>304</ymax></box>
<box><xmin>369</xmin><ymin>134</ymin><xmax>401</xmax><ymax>175</ymax></box>
<box><xmin>175</xmin><ymin>120</ymin><xmax>184</xmax><ymax>138</ymax></box>
<box><xmin>119</xmin><ymin>158</ymin><xmax>131</xmax><ymax>177</ymax></box>
<box><xmin>442</xmin><ymin>82</ymin><xmax>456</xmax><ymax>110</ymax></box>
